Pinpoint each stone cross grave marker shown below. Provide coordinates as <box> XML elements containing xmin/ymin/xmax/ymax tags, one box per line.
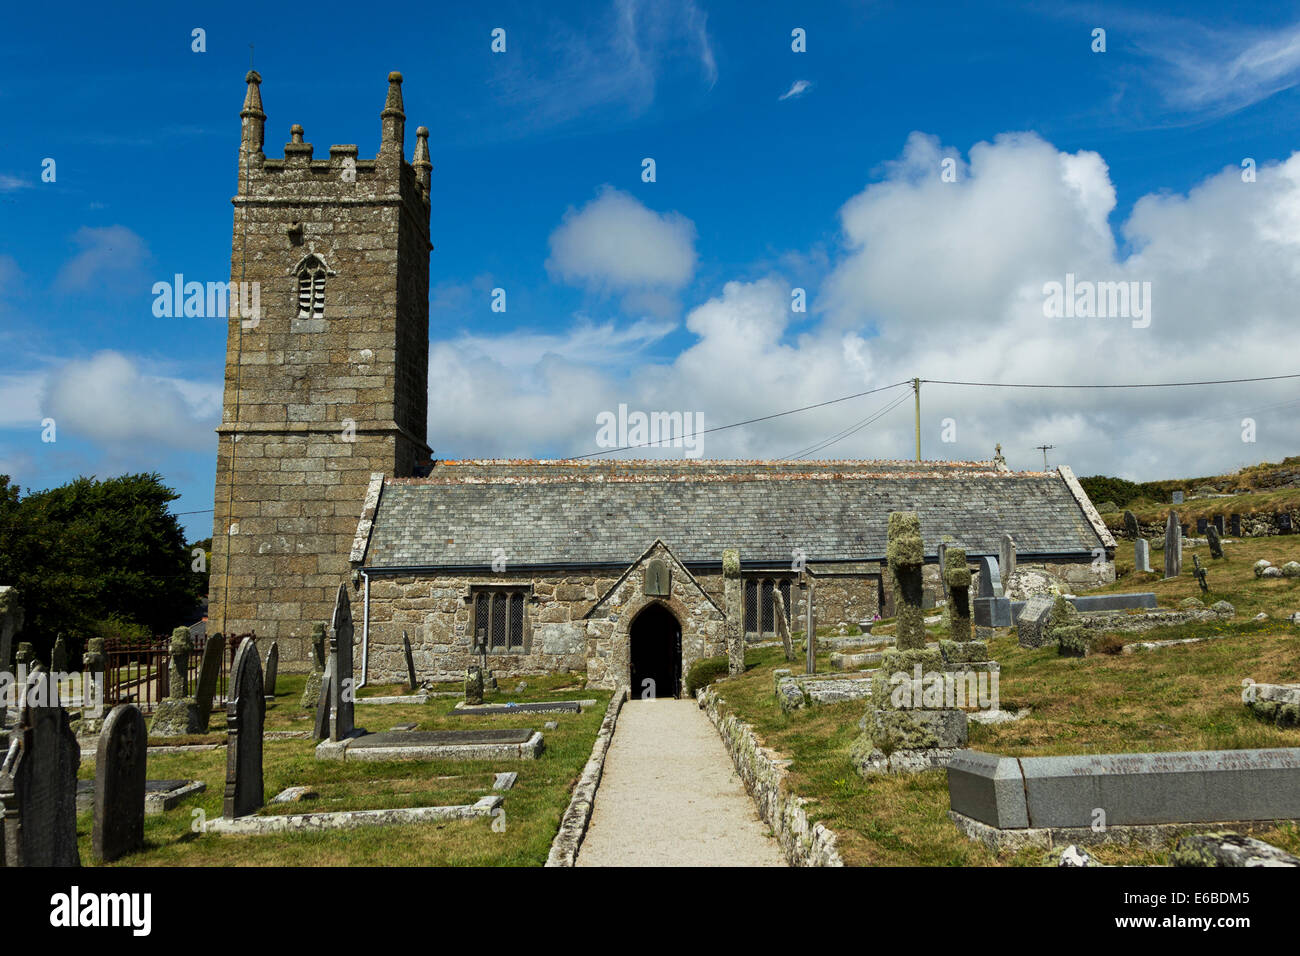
<box><xmin>82</xmin><ymin>637</ymin><xmax>106</xmax><ymax>717</ymax></box>
<box><xmin>194</xmin><ymin>633</ymin><xmax>225</xmax><ymax>732</ymax></box>
<box><xmin>1164</xmin><ymin>511</ymin><xmax>1182</xmax><ymax>579</ymax></box>
<box><xmin>0</xmin><ymin>669</ymin><xmax>80</xmax><ymax>866</ymax></box>
<box><xmin>976</xmin><ymin>555</ymin><xmax>1002</xmax><ymax>599</ymax></box>
<box><xmin>1192</xmin><ymin>554</ymin><xmax>1209</xmax><ymax>593</ymax></box>
<box><xmin>464</xmin><ymin>665</ymin><xmax>485</xmax><ymax>705</ymax></box>
<box><xmin>92</xmin><ymin>703</ymin><xmax>146</xmax><ymax>863</ymax></box>
<box><xmin>945</xmin><ymin>547</ymin><xmax>973</xmax><ymax>642</ymax></box>
<box><xmin>723</xmin><ymin>549</ymin><xmax>744</xmax><ymax>676</ymax></box>
<box><xmin>999</xmin><ymin>533</ymin><xmax>1016</xmax><ymax>585</ymax></box>
<box><xmin>888</xmin><ymin>512</ymin><xmax>926</xmax><ymax>651</ymax></box>
<box><xmin>263</xmin><ymin>641</ymin><xmax>279</xmax><ymax>702</ymax></box>
<box><xmin>150</xmin><ymin>627</ymin><xmax>200</xmax><ymax>736</ymax></box>
<box><xmin>1134</xmin><ymin>538</ymin><xmax>1152</xmax><ymax>573</ymax></box>
<box><xmin>223</xmin><ymin>637</ymin><xmax>264</xmax><ymax>818</ymax></box>
<box><xmin>403</xmin><ymin>631</ymin><xmax>418</xmax><ymax>692</ymax></box>
<box><xmin>328</xmin><ymin>583</ymin><xmax>355</xmax><ymax>741</ymax></box>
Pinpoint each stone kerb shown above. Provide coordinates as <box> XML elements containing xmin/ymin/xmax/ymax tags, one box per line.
<box><xmin>546</xmin><ymin>689</ymin><xmax>628</xmax><ymax>867</ymax></box>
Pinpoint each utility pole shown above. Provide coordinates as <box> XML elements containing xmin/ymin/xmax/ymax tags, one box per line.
<box><xmin>1036</xmin><ymin>444</ymin><xmax>1055</xmax><ymax>469</ymax></box>
<box><xmin>913</xmin><ymin>378</ymin><xmax>921</xmax><ymax>461</ymax></box>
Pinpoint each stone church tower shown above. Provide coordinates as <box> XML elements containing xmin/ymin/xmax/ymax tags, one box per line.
<box><xmin>207</xmin><ymin>71</ymin><xmax>432</xmax><ymax>668</ymax></box>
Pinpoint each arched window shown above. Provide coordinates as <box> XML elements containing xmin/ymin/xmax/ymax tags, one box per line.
<box><xmin>296</xmin><ymin>255</ymin><xmax>327</xmax><ymax>318</ymax></box>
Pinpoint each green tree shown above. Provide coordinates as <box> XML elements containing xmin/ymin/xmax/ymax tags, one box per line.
<box><xmin>0</xmin><ymin>473</ymin><xmax>202</xmax><ymax>660</ymax></box>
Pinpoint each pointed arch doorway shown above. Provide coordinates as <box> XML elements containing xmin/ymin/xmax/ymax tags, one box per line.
<box><xmin>629</xmin><ymin>603</ymin><xmax>682</xmax><ymax>699</ymax></box>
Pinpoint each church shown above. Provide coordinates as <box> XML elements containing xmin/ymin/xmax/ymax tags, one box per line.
<box><xmin>206</xmin><ymin>72</ymin><xmax>1116</xmax><ymax>692</ymax></box>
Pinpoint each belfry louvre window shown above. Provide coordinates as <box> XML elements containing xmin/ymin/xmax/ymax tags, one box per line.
<box><xmin>744</xmin><ymin>576</ymin><xmax>793</xmax><ymax>637</ymax></box>
<box><xmin>472</xmin><ymin>588</ymin><xmax>527</xmax><ymax>653</ymax></box>
<box><xmin>296</xmin><ymin>256</ymin><xmax>327</xmax><ymax>318</ymax></box>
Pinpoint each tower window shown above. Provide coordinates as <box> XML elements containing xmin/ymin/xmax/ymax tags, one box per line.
<box><xmin>296</xmin><ymin>256</ymin><xmax>327</xmax><ymax>318</ymax></box>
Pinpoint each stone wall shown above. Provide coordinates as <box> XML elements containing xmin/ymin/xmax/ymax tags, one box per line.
<box><xmin>1110</xmin><ymin>511</ymin><xmax>1300</xmax><ymax>541</ymax></box>
<box><xmin>208</xmin><ymin>72</ymin><xmax>432</xmax><ymax>670</ymax></box>
<box><xmin>698</xmin><ymin>685</ymin><xmax>843</xmax><ymax>866</ymax></box>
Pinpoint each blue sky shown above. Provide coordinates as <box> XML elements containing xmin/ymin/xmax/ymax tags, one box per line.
<box><xmin>5</xmin><ymin>0</ymin><xmax>1300</xmax><ymax>541</ymax></box>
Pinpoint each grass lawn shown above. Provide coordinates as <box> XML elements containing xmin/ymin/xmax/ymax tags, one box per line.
<box><xmin>78</xmin><ymin>673</ymin><xmax>609</xmax><ymax>866</ymax></box>
<box><xmin>709</xmin><ymin>533</ymin><xmax>1300</xmax><ymax>866</ymax></box>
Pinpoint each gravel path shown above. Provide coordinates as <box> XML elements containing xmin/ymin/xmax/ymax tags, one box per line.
<box><xmin>575</xmin><ymin>698</ymin><xmax>785</xmax><ymax>867</ymax></box>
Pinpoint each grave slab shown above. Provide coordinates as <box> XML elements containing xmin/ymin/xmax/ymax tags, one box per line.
<box><xmin>316</xmin><ymin>728</ymin><xmax>544</xmax><ymax>762</ymax></box>
<box><xmin>451</xmin><ymin>700</ymin><xmax>585</xmax><ymax>716</ymax></box>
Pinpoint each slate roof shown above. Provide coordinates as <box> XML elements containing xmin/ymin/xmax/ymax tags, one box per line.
<box><xmin>359</xmin><ymin>459</ymin><xmax>1108</xmax><ymax>570</ymax></box>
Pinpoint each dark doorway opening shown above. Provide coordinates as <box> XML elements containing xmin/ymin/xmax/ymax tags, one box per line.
<box><xmin>629</xmin><ymin>603</ymin><xmax>682</xmax><ymax>699</ymax></box>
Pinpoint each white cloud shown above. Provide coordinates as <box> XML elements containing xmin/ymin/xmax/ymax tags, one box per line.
<box><xmin>53</xmin><ymin>225</ymin><xmax>150</xmax><ymax>294</ymax></box>
<box><xmin>779</xmin><ymin>80</ymin><xmax>812</xmax><ymax>101</ymax></box>
<box><xmin>426</xmin><ymin>131</ymin><xmax>1300</xmax><ymax>479</ymax></box>
<box><xmin>547</xmin><ymin>187</ymin><xmax>697</xmax><ymax>291</ymax></box>
<box><xmin>0</xmin><ymin>174</ymin><xmax>29</xmax><ymax>192</ymax></box>
<box><xmin>39</xmin><ymin>351</ymin><xmax>220</xmax><ymax>451</ymax></box>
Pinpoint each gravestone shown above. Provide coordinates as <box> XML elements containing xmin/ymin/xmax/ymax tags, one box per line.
<box><xmin>1192</xmin><ymin>554</ymin><xmax>1209</xmax><ymax>593</ymax></box>
<box><xmin>150</xmin><ymin>627</ymin><xmax>200</xmax><ymax>736</ymax></box>
<box><xmin>402</xmin><ymin>631</ymin><xmax>418</xmax><ymax>692</ymax></box>
<box><xmin>888</xmin><ymin>512</ymin><xmax>926</xmax><ymax>651</ymax></box>
<box><xmin>222</xmin><ymin>637</ymin><xmax>264</xmax><ymax>818</ymax></box>
<box><xmin>803</xmin><ymin>572</ymin><xmax>816</xmax><ymax>676</ymax></box>
<box><xmin>1181</xmin><ymin>523</ymin><xmax>1189</xmax><ymax>539</ymax></box>
<box><xmin>1134</xmin><ymin>538</ymin><xmax>1152</xmax><ymax>573</ymax></box>
<box><xmin>50</xmin><ymin>634</ymin><xmax>68</xmax><ymax>673</ymax></box>
<box><xmin>194</xmin><ymin>633</ymin><xmax>225</xmax><ymax>732</ymax></box>
<box><xmin>1123</xmin><ymin>511</ymin><xmax>1140</xmax><ymax>538</ymax></box>
<box><xmin>977</xmin><ymin>556</ymin><xmax>1003</xmax><ymax>599</ymax></box>
<box><xmin>1213</xmin><ymin>515</ymin><xmax>1225</xmax><ymax>536</ymax></box>
<box><xmin>1207</xmin><ymin>525</ymin><xmax>1224</xmax><ymax>560</ymax></box>
<box><xmin>1279</xmin><ymin>513</ymin><xmax>1293</xmax><ymax>534</ymax></box>
<box><xmin>464</xmin><ymin>665</ymin><xmax>485</xmax><ymax>706</ymax></box>
<box><xmin>772</xmin><ymin>590</ymin><xmax>796</xmax><ymax>662</ymax></box>
<box><xmin>0</xmin><ymin>586</ymin><xmax>21</xmax><ymax>677</ymax></box>
<box><xmin>1196</xmin><ymin>517</ymin><xmax>1208</xmax><ymax>535</ymax></box>
<box><xmin>723</xmin><ymin>549</ymin><xmax>744</xmax><ymax>676</ymax></box>
<box><xmin>945</xmin><ymin>548</ymin><xmax>973</xmax><ymax>642</ymax></box>
<box><xmin>92</xmin><ymin>703</ymin><xmax>147</xmax><ymax>863</ymax></box>
<box><xmin>0</xmin><ymin>669</ymin><xmax>81</xmax><ymax>866</ymax></box>
<box><xmin>301</xmin><ymin>623</ymin><xmax>326</xmax><ymax>709</ymax></box>
<box><xmin>1164</xmin><ymin>512</ymin><xmax>1182</xmax><ymax>579</ymax></box>
<box><xmin>15</xmin><ymin>642</ymin><xmax>35</xmax><ymax>671</ymax></box>
<box><xmin>328</xmin><ymin>584</ymin><xmax>355</xmax><ymax>742</ymax></box>
<box><xmin>1231</xmin><ymin>514</ymin><xmax>1242</xmax><ymax>537</ymax></box>
<box><xmin>1017</xmin><ymin>594</ymin><xmax>1056</xmax><ymax>648</ymax></box>
<box><xmin>999</xmin><ymin>534</ymin><xmax>1016</xmax><ymax>585</ymax></box>
<box><xmin>1172</xmin><ymin>491</ymin><xmax>1185</xmax><ymax>505</ymax></box>
<box><xmin>263</xmin><ymin>641</ymin><xmax>279</xmax><ymax>702</ymax></box>
<box><xmin>312</xmin><ymin>671</ymin><xmax>333</xmax><ymax>741</ymax></box>
<box><xmin>937</xmin><ymin>540</ymin><xmax>950</xmax><ymax>604</ymax></box>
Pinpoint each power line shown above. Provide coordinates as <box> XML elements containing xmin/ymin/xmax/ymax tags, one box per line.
<box><xmin>779</xmin><ymin>390</ymin><xmax>912</xmax><ymax>460</ymax></box>
<box><xmin>569</xmin><ymin>380</ymin><xmax>913</xmax><ymax>459</ymax></box>
<box><xmin>922</xmin><ymin>372</ymin><xmax>1300</xmax><ymax>389</ymax></box>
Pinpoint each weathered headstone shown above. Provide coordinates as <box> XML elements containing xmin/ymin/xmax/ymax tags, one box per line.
<box><xmin>50</xmin><ymin>634</ymin><xmax>68</xmax><ymax>674</ymax></box>
<box><xmin>150</xmin><ymin>627</ymin><xmax>200</xmax><ymax>736</ymax></box>
<box><xmin>1192</xmin><ymin>554</ymin><xmax>1209</xmax><ymax>593</ymax></box>
<box><xmin>999</xmin><ymin>534</ymin><xmax>1016</xmax><ymax>585</ymax></box>
<box><xmin>1230</xmin><ymin>514</ymin><xmax>1242</xmax><ymax>537</ymax></box>
<box><xmin>1164</xmin><ymin>511</ymin><xmax>1182</xmax><ymax>579</ymax></box>
<box><xmin>312</xmin><ymin>670</ymin><xmax>333</xmax><ymax>741</ymax></box>
<box><xmin>328</xmin><ymin>583</ymin><xmax>355</xmax><ymax>742</ymax></box>
<box><xmin>1213</xmin><ymin>515</ymin><xmax>1225</xmax><ymax>536</ymax></box>
<box><xmin>976</xmin><ymin>555</ymin><xmax>1003</xmax><ymax>599</ymax></box>
<box><xmin>0</xmin><ymin>586</ymin><xmax>22</xmax><ymax>677</ymax></box>
<box><xmin>723</xmin><ymin>549</ymin><xmax>744</xmax><ymax>676</ymax></box>
<box><xmin>92</xmin><ymin>703</ymin><xmax>147</xmax><ymax>863</ymax></box>
<box><xmin>464</xmin><ymin>665</ymin><xmax>485</xmax><ymax>706</ymax></box>
<box><xmin>1123</xmin><ymin>511</ymin><xmax>1140</xmax><ymax>538</ymax></box>
<box><xmin>1172</xmin><ymin>491</ymin><xmax>1185</xmax><ymax>505</ymax></box>
<box><xmin>1207</xmin><ymin>525</ymin><xmax>1224</xmax><ymax>560</ymax></box>
<box><xmin>1017</xmin><ymin>594</ymin><xmax>1056</xmax><ymax>648</ymax></box>
<box><xmin>222</xmin><ymin>637</ymin><xmax>264</xmax><ymax>818</ymax></box>
<box><xmin>81</xmin><ymin>637</ymin><xmax>106</xmax><ymax>724</ymax></box>
<box><xmin>402</xmin><ymin>631</ymin><xmax>418</xmax><ymax>691</ymax></box>
<box><xmin>302</xmin><ymin>622</ymin><xmax>326</xmax><ymax>709</ymax></box>
<box><xmin>0</xmin><ymin>669</ymin><xmax>81</xmax><ymax>866</ymax></box>
<box><xmin>1134</xmin><ymin>538</ymin><xmax>1152</xmax><ymax>573</ymax></box>
<box><xmin>772</xmin><ymin>589</ymin><xmax>796</xmax><ymax>662</ymax></box>
<box><xmin>937</xmin><ymin>540</ymin><xmax>950</xmax><ymax>604</ymax></box>
<box><xmin>1279</xmin><ymin>513</ymin><xmax>1293</xmax><ymax>534</ymax></box>
<box><xmin>945</xmin><ymin>548</ymin><xmax>973</xmax><ymax>642</ymax></box>
<box><xmin>194</xmin><ymin>634</ymin><xmax>225</xmax><ymax>732</ymax></box>
<box><xmin>803</xmin><ymin>572</ymin><xmax>816</xmax><ymax>676</ymax></box>
<box><xmin>263</xmin><ymin>641</ymin><xmax>279</xmax><ymax>702</ymax></box>
<box><xmin>1196</xmin><ymin>517</ymin><xmax>1208</xmax><ymax>535</ymax></box>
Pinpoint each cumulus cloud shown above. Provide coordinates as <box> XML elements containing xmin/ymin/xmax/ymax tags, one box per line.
<box><xmin>53</xmin><ymin>225</ymin><xmax>150</xmax><ymax>294</ymax></box>
<box><xmin>547</xmin><ymin>187</ymin><xmax>697</xmax><ymax>292</ymax></box>
<box><xmin>40</xmin><ymin>351</ymin><xmax>220</xmax><ymax>451</ymax></box>
<box><xmin>428</xmin><ymin>130</ymin><xmax>1300</xmax><ymax>479</ymax></box>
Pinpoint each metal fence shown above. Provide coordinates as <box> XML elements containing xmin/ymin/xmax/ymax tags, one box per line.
<box><xmin>103</xmin><ymin>631</ymin><xmax>253</xmax><ymax>714</ymax></box>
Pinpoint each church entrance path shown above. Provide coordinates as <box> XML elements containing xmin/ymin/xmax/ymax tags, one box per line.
<box><xmin>574</xmin><ymin>698</ymin><xmax>786</xmax><ymax>867</ymax></box>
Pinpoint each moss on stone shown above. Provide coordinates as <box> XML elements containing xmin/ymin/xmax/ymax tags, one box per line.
<box><xmin>886</xmin><ymin>511</ymin><xmax>923</xmax><ymax>569</ymax></box>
